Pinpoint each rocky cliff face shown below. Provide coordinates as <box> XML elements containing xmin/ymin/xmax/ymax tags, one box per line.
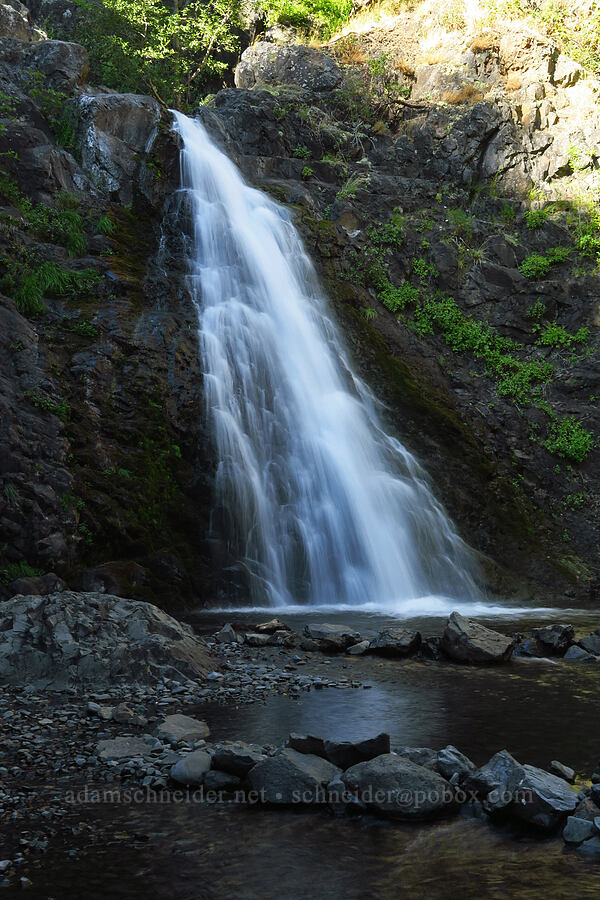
<box><xmin>0</xmin><ymin>1</ymin><xmax>598</xmax><ymax>607</ymax></box>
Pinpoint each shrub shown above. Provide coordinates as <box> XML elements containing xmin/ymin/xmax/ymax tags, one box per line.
<box><xmin>293</xmin><ymin>145</ymin><xmax>311</xmax><ymax>159</ymax></box>
<box><xmin>544</xmin><ymin>416</ymin><xmax>594</xmax><ymax>463</ymax></box>
<box><xmin>536</xmin><ymin>322</ymin><xmax>590</xmax><ymax>349</ymax></box>
<box><xmin>0</xmin><ymin>562</ymin><xmax>43</xmax><ymax>584</ymax></box>
<box><xmin>525</xmin><ymin>208</ymin><xmax>547</xmax><ymax>229</ymax></box>
<box><xmin>519</xmin><ymin>248</ymin><xmax>569</xmax><ymax>278</ymax></box>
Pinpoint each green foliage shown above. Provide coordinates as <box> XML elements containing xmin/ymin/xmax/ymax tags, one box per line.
<box><xmin>536</xmin><ymin>322</ymin><xmax>590</xmax><ymax>350</ymax></box>
<box><xmin>334</xmin><ymin>51</ymin><xmax>410</xmax><ymax>125</ymax></box>
<box><xmin>261</xmin><ymin>0</ymin><xmax>351</xmax><ymax>37</ymax></box>
<box><xmin>367</xmin><ymin>210</ymin><xmax>405</xmax><ymax>249</ymax></box>
<box><xmin>25</xmin><ymin>71</ymin><xmax>78</xmax><ymax>152</ymax></box>
<box><xmin>500</xmin><ymin>201</ymin><xmax>516</xmax><ymax>224</ymax></box>
<box><xmin>449</xmin><ymin>207</ymin><xmax>473</xmax><ymax>238</ymax></box>
<box><xmin>524</xmin><ymin>208</ymin><xmax>548</xmax><ymax>229</ymax></box>
<box><xmin>544</xmin><ymin>416</ymin><xmax>594</xmax><ymax>463</ymax></box>
<box><xmin>70</xmin><ymin>0</ymin><xmax>243</xmax><ymax>108</ymax></box>
<box><xmin>519</xmin><ymin>247</ymin><xmax>569</xmax><ymax>278</ymax></box>
<box><xmin>24</xmin><ymin>390</ymin><xmax>70</xmax><ymax>422</ymax></box>
<box><xmin>0</xmin><ymin>562</ymin><xmax>43</xmax><ymax>584</ymax></box>
<box><xmin>336</xmin><ymin>172</ymin><xmax>369</xmax><ymax>200</ymax></box>
<box><xmin>293</xmin><ymin>145</ymin><xmax>311</xmax><ymax>159</ymax></box>
<box><xmin>1</xmin><ymin>255</ymin><xmax>99</xmax><ymax>317</ymax></box>
<box><xmin>21</xmin><ymin>199</ymin><xmax>86</xmax><ymax>257</ymax></box>
<box><xmin>563</xmin><ymin>491</ymin><xmax>586</xmax><ymax>510</ymax></box>
<box><xmin>301</xmin><ymin>166</ymin><xmax>314</xmax><ymax>179</ymax></box>
<box><xmin>61</xmin><ymin>492</ymin><xmax>85</xmax><ymax>511</ymax></box>
<box><xmin>380</xmin><ymin>281</ymin><xmax>420</xmax><ymax>313</ymax></box>
<box><xmin>72</xmin><ymin>320</ymin><xmax>98</xmax><ymax>337</ymax></box>
<box><xmin>526</xmin><ymin>299</ymin><xmax>546</xmax><ymax>319</ymax></box>
<box><xmin>103</xmin><ymin>466</ymin><xmax>132</xmax><ymax>478</ymax></box>
<box><xmin>412</xmin><ymin>257</ymin><xmax>439</xmax><ymax>283</ymax></box>
<box><xmin>96</xmin><ymin>214</ymin><xmax>115</xmax><ymax>235</ymax></box>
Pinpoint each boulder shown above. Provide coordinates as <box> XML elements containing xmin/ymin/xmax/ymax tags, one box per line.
<box><xmin>23</xmin><ymin>39</ymin><xmax>89</xmax><ymax>91</ymax></box>
<box><xmin>235</xmin><ymin>42</ymin><xmax>341</xmax><ymax>93</ymax></box>
<box><xmin>347</xmin><ymin>640</ymin><xmax>370</xmax><ymax>656</ymax></box>
<box><xmin>436</xmin><ymin>745</ymin><xmax>476</xmax><ymax>782</ymax></box>
<box><xmin>0</xmin><ymin>592</ymin><xmax>213</xmax><ymax>689</ymax></box>
<box><xmin>0</xmin><ymin>0</ymin><xmax>42</xmax><ymax>41</ymax></box>
<box><xmin>342</xmin><ymin>754</ymin><xmax>456</xmax><ymax>820</ymax></box>
<box><xmin>203</xmin><ymin>770</ymin><xmax>242</xmax><ymax>792</ymax></box>
<box><xmin>573</xmin><ymin>797</ymin><xmax>600</xmax><ymax>821</ymax></box>
<box><xmin>211</xmin><ymin>741</ymin><xmax>267</xmax><ymax>776</ymax></box>
<box><xmin>396</xmin><ymin>747</ymin><xmax>438</xmax><ymax>770</ymax></box>
<box><xmin>578</xmin><ymin>836</ymin><xmax>600</xmax><ymax>855</ymax></box>
<box><xmin>549</xmin><ymin>760</ymin><xmax>575</xmax><ymax>783</ymax></box>
<box><xmin>170</xmin><ymin>749</ymin><xmax>211</xmax><ymax>786</ymax></box>
<box><xmin>248</xmin><ymin>748</ymin><xmax>341</xmax><ymax>804</ymax></box>
<box><xmin>564</xmin><ymin>646</ymin><xmax>593</xmax><ymax>661</ymax></box>
<box><xmin>323</xmin><ymin>733</ymin><xmax>391</xmax><ymax>769</ymax></box>
<box><xmin>254</xmin><ymin>618</ymin><xmax>291</xmax><ymax>634</ymax></box>
<box><xmin>214</xmin><ymin>623</ymin><xmax>239</xmax><ymax>644</ymax></box>
<box><xmin>287</xmin><ymin>733</ymin><xmax>326</xmax><ymax>757</ymax></box>
<box><xmin>465</xmin><ymin>750</ymin><xmax>577</xmax><ymax>829</ymax></box>
<box><xmin>96</xmin><ymin>735</ymin><xmax>156</xmax><ymax>761</ymax></box>
<box><xmin>157</xmin><ymin>714</ymin><xmax>210</xmax><ymax>744</ymax></box>
<box><xmin>563</xmin><ymin>816</ymin><xmax>597</xmax><ymax>844</ymax></box>
<box><xmin>441</xmin><ymin>612</ymin><xmax>515</xmax><ymax>664</ymax></box>
<box><xmin>303</xmin><ymin>623</ymin><xmax>361</xmax><ymax>651</ymax></box>
<box><xmin>245</xmin><ymin>632</ymin><xmax>271</xmax><ymax>647</ymax></box>
<box><xmin>532</xmin><ymin>624</ymin><xmax>574</xmax><ymax>655</ymax></box>
<box><xmin>578</xmin><ymin>634</ymin><xmax>600</xmax><ymax>656</ymax></box>
<box><xmin>368</xmin><ymin>628</ymin><xmax>421</xmax><ymax>657</ymax></box>
<box><xmin>77</xmin><ymin>93</ymin><xmax>162</xmax><ymax>203</ymax></box>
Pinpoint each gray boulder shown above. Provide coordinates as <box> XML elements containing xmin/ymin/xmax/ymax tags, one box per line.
<box><xmin>549</xmin><ymin>760</ymin><xmax>575</xmax><ymax>783</ymax></box>
<box><xmin>0</xmin><ymin>592</ymin><xmax>213</xmax><ymax>689</ymax></box>
<box><xmin>248</xmin><ymin>748</ymin><xmax>340</xmax><ymax>804</ymax></box>
<box><xmin>204</xmin><ymin>770</ymin><xmax>242</xmax><ymax>792</ymax></box>
<box><xmin>157</xmin><ymin>714</ymin><xmax>210</xmax><ymax>744</ymax></box>
<box><xmin>0</xmin><ymin>1</ymin><xmax>43</xmax><ymax>41</ymax></box>
<box><xmin>342</xmin><ymin>754</ymin><xmax>456</xmax><ymax>820</ymax></box>
<box><xmin>78</xmin><ymin>93</ymin><xmax>162</xmax><ymax>204</ymax></box>
<box><xmin>564</xmin><ymin>646</ymin><xmax>594</xmax><ymax>661</ymax></box>
<box><xmin>323</xmin><ymin>733</ymin><xmax>391</xmax><ymax>769</ymax></box>
<box><xmin>170</xmin><ymin>749</ymin><xmax>211</xmax><ymax>786</ymax></box>
<box><xmin>396</xmin><ymin>747</ymin><xmax>438</xmax><ymax>770</ymax></box>
<box><xmin>369</xmin><ymin>628</ymin><xmax>421</xmax><ymax>657</ymax></box>
<box><xmin>235</xmin><ymin>42</ymin><xmax>342</xmax><ymax>93</ymax></box>
<box><xmin>303</xmin><ymin>623</ymin><xmax>361</xmax><ymax>651</ymax></box>
<box><xmin>532</xmin><ymin>624</ymin><xmax>574</xmax><ymax>655</ymax></box>
<box><xmin>436</xmin><ymin>745</ymin><xmax>476</xmax><ymax>782</ymax></box>
<box><xmin>214</xmin><ymin>623</ymin><xmax>240</xmax><ymax>644</ymax></box>
<box><xmin>245</xmin><ymin>632</ymin><xmax>271</xmax><ymax>647</ymax></box>
<box><xmin>254</xmin><ymin>618</ymin><xmax>291</xmax><ymax>634</ymax></box>
<box><xmin>563</xmin><ymin>816</ymin><xmax>597</xmax><ymax>844</ymax></box>
<box><xmin>347</xmin><ymin>640</ymin><xmax>370</xmax><ymax>656</ymax></box>
<box><xmin>211</xmin><ymin>741</ymin><xmax>267</xmax><ymax>776</ymax></box>
<box><xmin>579</xmin><ymin>634</ymin><xmax>600</xmax><ymax>656</ymax></box>
<box><xmin>23</xmin><ymin>39</ymin><xmax>89</xmax><ymax>91</ymax></box>
<box><xmin>287</xmin><ymin>733</ymin><xmax>326</xmax><ymax>757</ymax></box>
<box><xmin>441</xmin><ymin>612</ymin><xmax>515</xmax><ymax>664</ymax></box>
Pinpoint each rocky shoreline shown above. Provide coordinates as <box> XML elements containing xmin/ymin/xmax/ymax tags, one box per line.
<box><xmin>1</xmin><ymin>592</ymin><xmax>600</xmax><ymax>889</ymax></box>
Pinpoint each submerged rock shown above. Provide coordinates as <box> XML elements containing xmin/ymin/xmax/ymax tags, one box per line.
<box><xmin>342</xmin><ymin>754</ymin><xmax>456</xmax><ymax>820</ymax></box>
<box><xmin>248</xmin><ymin>748</ymin><xmax>340</xmax><ymax>804</ymax></box>
<box><xmin>157</xmin><ymin>714</ymin><xmax>210</xmax><ymax>744</ymax></box>
<box><xmin>441</xmin><ymin>612</ymin><xmax>515</xmax><ymax>664</ymax></box>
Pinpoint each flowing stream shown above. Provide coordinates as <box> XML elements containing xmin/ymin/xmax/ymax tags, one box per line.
<box><xmin>173</xmin><ymin>111</ymin><xmax>481</xmax><ymax>612</ymax></box>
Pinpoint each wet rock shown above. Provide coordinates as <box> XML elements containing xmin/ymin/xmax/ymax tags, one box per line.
<box><xmin>342</xmin><ymin>754</ymin><xmax>456</xmax><ymax>821</ymax></box>
<box><xmin>204</xmin><ymin>770</ymin><xmax>241</xmax><ymax>792</ymax></box>
<box><xmin>436</xmin><ymin>745</ymin><xmax>476</xmax><ymax>782</ymax></box>
<box><xmin>396</xmin><ymin>747</ymin><xmax>438</xmax><ymax>770</ymax></box>
<box><xmin>573</xmin><ymin>797</ymin><xmax>600</xmax><ymax>821</ymax></box>
<box><xmin>245</xmin><ymin>632</ymin><xmax>271</xmax><ymax>647</ymax></box>
<box><xmin>287</xmin><ymin>733</ymin><xmax>326</xmax><ymax>757</ymax></box>
<box><xmin>532</xmin><ymin>624</ymin><xmax>574</xmax><ymax>655</ymax></box>
<box><xmin>214</xmin><ymin>624</ymin><xmax>240</xmax><ymax>644</ymax></box>
<box><xmin>303</xmin><ymin>623</ymin><xmax>361</xmax><ymax>651</ymax></box>
<box><xmin>347</xmin><ymin>640</ymin><xmax>370</xmax><ymax>656</ymax></box>
<box><xmin>550</xmin><ymin>760</ymin><xmax>575</xmax><ymax>783</ymax></box>
<box><xmin>235</xmin><ymin>42</ymin><xmax>341</xmax><ymax>93</ymax></box>
<box><xmin>96</xmin><ymin>735</ymin><xmax>156</xmax><ymax>761</ymax></box>
<box><xmin>170</xmin><ymin>749</ymin><xmax>211</xmax><ymax>786</ymax></box>
<box><xmin>564</xmin><ymin>646</ymin><xmax>593</xmax><ymax>661</ymax></box>
<box><xmin>157</xmin><ymin>714</ymin><xmax>210</xmax><ymax>743</ymax></box>
<box><xmin>254</xmin><ymin>618</ymin><xmax>291</xmax><ymax>634</ymax></box>
<box><xmin>323</xmin><ymin>733</ymin><xmax>391</xmax><ymax>770</ymax></box>
<box><xmin>441</xmin><ymin>612</ymin><xmax>515</xmax><ymax>664</ymax></box>
<box><xmin>211</xmin><ymin>741</ymin><xmax>267</xmax><ymax>776</ymax></box>
<box><xmin>368</xmin><ymin>628</ymin><xmax>421</xmax><ymax>657</ymax></box>
<box><xmin>578</xmin><ymin>634</ymin><xmax>600</xmax><ymax>656</ymax></box>
<box><xmin>77</xmin><ymin>93</ymin><xmax>162</xmax><ymax>203</ymax></box>
<box><xmin>563</xmin><ymin>816</ymin><xmax>597</xmax><ymax>844</ymax></box>
<box><xmin>578</xmin><ymin>836</ymin><xmax>600</xmax><ymax>855</ymax></box>
<box><xmin>248</xmin><ymin>748</ymin><xmax>341</xmax><ymax>804</ymax></box>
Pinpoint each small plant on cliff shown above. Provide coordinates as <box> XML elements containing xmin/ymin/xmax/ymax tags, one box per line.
<box><xmin>519</xmin><ymin>247</ymin><xmax>569</xmax><ymax>279</ymax></box>
<box><xmin>336</xmin><ymin>173</ymin><xmax>370</xmax><ymax>200</ymax></box>
<box><xmin>544</xmin><ymin>416</ymin><xmax>594</xmax><ymax>463</ymax></box>
<box><xmin>96</xmin><ymin>215</ymin><xmax>115</xmax><ymax>236</ymax></box>
<box><xmin>536</xmin><ymin>322</ymin><xmax>590</xmax><ymax>350</ymax></box>
<box><xmin>293</xmin><ymin>145</ymin><xmax>311</xmax><ymax>159</ymax></box>
<box><xmin>0</xmin><ymin>562</ymin><xmax>43</xmax><ymax>584</ymax></box>
<box><xmin>524</xmin><ymin>208</ymin><xmax>548</xmax><ymax>229</ymax></box>
<box><xmin>412</xmin><ymin>257</ymin><xmax>439</xmax><ymax>284</ymax></box>
<box><xmin>301</xmin><ymin>166</ymin><xmax>314</xmax><ymax>180</ymax></box>
<box><xmin>23</xmin><ymin>390</ymin><xmax>70</xmax><ymax>422</ymax></box>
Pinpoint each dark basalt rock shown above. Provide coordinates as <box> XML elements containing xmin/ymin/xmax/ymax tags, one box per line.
<box><xmin>441</xmin><ymin>612</ymin><xmax>515</xmax><ymax>665</ymax></box>
<box><xmin>369</xmin><ymin>628</ymin><xmax>421</xmax><ymax>657</ymax></box>
<box><xmin>323</xmin><ymin>733</ymin><xmax>391</xmax><ymax>769</ymax></box>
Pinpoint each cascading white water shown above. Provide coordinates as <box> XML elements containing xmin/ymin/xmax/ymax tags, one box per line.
<box><xmin>173</xmin><ymin>111</ymin><xmax>482</xmax><ymax>611</ymax></box>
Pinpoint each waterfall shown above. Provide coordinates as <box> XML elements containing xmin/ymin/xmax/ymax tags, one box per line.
<box><xmin>173</xmin><ymin>111</ymin><xmax>482</xmax><ymax>611</ymax></box>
